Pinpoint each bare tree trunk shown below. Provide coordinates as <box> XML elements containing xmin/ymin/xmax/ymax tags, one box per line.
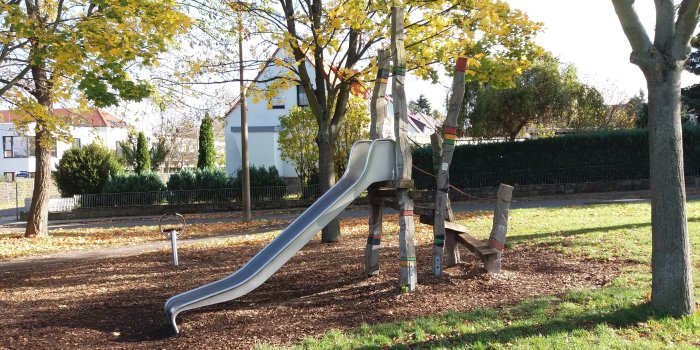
<box><xmin>25</xmin><ymin>127</ymin><xmax>51</xmax><ymax>238</ymax></box>
<box><xmin>24</xmin><ymin>28</ymin><xmax>52</xmax><ymax>238</ymax></box>
<box><xmin>611</xmin><ymin>0</ymin><xmax>697</xmax><ymax>317</ymax></box>
<box><xmin>318</xmin><ymin>126</ymin><xmax>340</xmax><ymax>242</ymax></box>
<box><xmin>646</xmin><ymin>68</ymin><xmax>695</xmax><ymax>316</ymax></box>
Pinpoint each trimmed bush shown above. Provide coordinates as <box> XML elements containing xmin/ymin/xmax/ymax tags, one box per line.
<box><xmin>231</xmin><ymin>166</ymin><xmax>286</xmax><ymax>200</ymax></box>
<box><xmin>103</xmin><ymin>171</ymin><xmax>166</xmax><ymax>193</ymax></box>
<box><xmin>167</xmin><ymin>168</ymin><xmax>233</xmax><ymax>203</ymax></box>
<box><xmin>413</xmin><ymin>125</ymin><xmax>700</xmax><ymax>188</ymax></box>
<box><xmin>53</xmin><ymin>143</ymin><xmax>123</xmax><ymax>197</ymax></box>
<box><xmin>101</xmin><ymin>171</ymin><xmax>166</xmax><ymax>205</ymax></box>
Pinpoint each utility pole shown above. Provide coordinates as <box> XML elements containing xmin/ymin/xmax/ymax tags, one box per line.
<box><xmin>239</xmin><ymin>17</ymin><xmax>251</xmax><ymax>221</ymax></box>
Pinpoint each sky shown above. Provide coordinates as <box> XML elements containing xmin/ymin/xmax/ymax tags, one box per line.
<box><xmin>406</xmin><ymin>0</ymin><xmax>699</xmax><ymax>111</ymax></box>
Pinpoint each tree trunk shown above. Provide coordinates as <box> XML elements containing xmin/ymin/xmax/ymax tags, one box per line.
<box><xmin>25</xmin><ymin>127</ymin><xmax>51</xmax><ymax>238</ymax></box>
<box><xmin>318</xmin><ymin>125</ymin><xmax>340</xmax><ymax>242</ymax></box>
<box><xmin>646</xmin><ymin>68</ymin><xmax>695</xmax><ymax>316</ymax></box>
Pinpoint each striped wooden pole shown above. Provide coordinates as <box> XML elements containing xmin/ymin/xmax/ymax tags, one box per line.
<box><xmin>365</xmin><ymin>48</ymin><xmax>390</xmax><ymax>276</ymax></box>
<box><xmin>391</xmin><ymin>7</ymin><xmax>416</xmax><ymax>291</ymax></box>
<box><xmin>485</xmin><ymin>184</ymin><xmax>514</xmax><ymax>273</ymax></box>
<box><xmin>431</xmin><ymin>133</ymin><xmax>459</xmax><ymax>267</ymax></box>
<box><xmin>432</xmin><ymin>57</ymin><xmax>467</xmax><ymax>276</ymax></box>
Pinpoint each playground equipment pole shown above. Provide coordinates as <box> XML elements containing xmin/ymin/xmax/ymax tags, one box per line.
<box><xmin>391</xmin><ymin>7</ymin><xmax>417</xmax><ymax>292</ymax></box>
<box><xmin>433</xmin><ymin>57</ymin><xmax>467</xmax><ymax>275</ymax></box>
<box><xmin>365</xmin><ymin>48</ymin><xmax>390</xmax><ymax>276</ymax></box>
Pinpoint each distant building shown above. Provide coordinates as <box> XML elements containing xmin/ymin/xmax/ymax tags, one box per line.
<box><xmin>0</xmin><ymin>108</ymin><xmax>129</xmax><ymax>180</ymax></box>
<box><xmin>225</xmin><ymin>48</ymin><xmax>439</xmax><ymax>178</ymax></box>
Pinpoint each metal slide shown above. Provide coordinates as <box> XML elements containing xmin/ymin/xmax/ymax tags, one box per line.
<box><xmin>165</xmin><ymin>139</ymin><xmax>397</xmax><ymax>333</ymax></box>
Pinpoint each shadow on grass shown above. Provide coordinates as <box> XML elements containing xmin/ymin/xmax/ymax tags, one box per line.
<box><xmin>508</xmin><ymin>222</ymin><xmax>651</xmax><ymax>244</ymax></box>
<box><xmin>353</xmin><ymin>296</ymin><xmax>655</xmax><ymax>350</ymax></box>
<box><xmin>508</xmin><ymin>216</ymin><xmax>700</xmax><ymax>245</ymax></box>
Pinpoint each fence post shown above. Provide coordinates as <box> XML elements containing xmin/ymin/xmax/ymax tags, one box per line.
<box><xmin>15</xmin><ymin>180</ymin><xmax>19</xmax><ymax>220</ymax></box>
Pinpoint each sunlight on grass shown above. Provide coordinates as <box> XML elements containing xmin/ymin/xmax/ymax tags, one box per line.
<box><xmin>256</xmin><ymin>200</ymin><xmax>700</xmax><ymax>350</ymax></box>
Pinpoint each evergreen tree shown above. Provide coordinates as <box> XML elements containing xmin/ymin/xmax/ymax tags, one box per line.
<box><xmin>135</xmin><ymin>132</ymin><xmax>151</xmax><ymax>174</ymax></box>
<box><xmin>409</xmin><ymin>94</ymin><xmax>432</xmax><ymax>115</ymax></box>
<box><xmin>197</xmin><ymin>114</ymin><xmax>216</xmax><ymax>169</ymax></box>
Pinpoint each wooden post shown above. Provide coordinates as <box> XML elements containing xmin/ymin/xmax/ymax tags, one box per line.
<box><xmin>365</xmin><ymin>48</ymin><xmax>390</xmax><ymax>276</ymax></box>
<box><xmin>432</xmin><ymin>57</ymin><xmax>467</xmax><ymax>276</ymax></box>
<box><xmin>370</xmin><ymin>49</ymin><xmax>390</xmax><ymax>140</ymax></box>
<box><xmin>239</xmin><ymin>18</ymin><xmax>251</xmax><ymax>221</ymax></box>
<box><xmin>485</xmin><ymin>183</ymin><xmax>514</xmax><ymax>273</ymax></box>
<box><xmin>391</xmin><ymin>7</ymin><xmax>416</xmax><ymax>292</ymax></box>
<box><xmin>431</xmin><ymin>133</ymin><xmax>459</xmax><ymax>267</ymax></box>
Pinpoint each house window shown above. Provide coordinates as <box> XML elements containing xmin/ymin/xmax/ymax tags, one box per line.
<box><xmin>26</xmin><ymin>136</ymin><xmax>57</xmax><ymax>157</ymax></box>
<box><xmin>3</xmin><ymin>136</ymin><xmax>57</xmax><ymax>158</ymax></box>
<box><xmin>297</xmin><ymin>86</ymin><xmax>309</xmax><ymax>107</ymax></box>
<box><xmin>268</xmin><ymin>98</ymin><xmax>285</xmax><ymax>109</ymax></box>
<box><xmin>72</xmin><ymin>138</ymin><xmax>81</xmax><ymax>149</ymax></box>
<box><xmin>3</xmin><ymin>136</ymin><xmax>30</xmax><ymax>158</ymax></box>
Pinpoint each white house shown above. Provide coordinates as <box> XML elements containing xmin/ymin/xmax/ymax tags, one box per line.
<box><xmin>225</xmin><ymin>48</ymin><xmax>441</xmax><ymax>179</ymax></box>
<box><xmin>0</xmin><ymin>108</ymin><xmax>129</xmax><ymax>180</ymax></box>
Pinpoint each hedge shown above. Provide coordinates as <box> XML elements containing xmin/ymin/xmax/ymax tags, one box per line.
<box><xmin>412</xmin><ymin>126</ymin><xmax>700</xmax><ymax>189</ymax></box>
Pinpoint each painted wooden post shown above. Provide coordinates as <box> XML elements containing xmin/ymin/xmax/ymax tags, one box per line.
<box><xmin>485</xmin><ymin>183</ymin><xmax>514</xmax><ymax>273</ymax></box>
<box><xmin>431</xmin><ymin>133</ymin><xmax>459</xmax><ymax>267</ymax></box>
<box><xmin>365</xmin><ymin>48</ymin><xmax>390</xmax><ymax>276</ymax></box>
<box><xmin>391</xmin><ymin>7</ymin><xmax>416</xmax><ymax>292</ymax></box>
<box><xmin>432</xmin><ymin>57</ymin><xmax>467</xmax><ymax>276</ymax></box>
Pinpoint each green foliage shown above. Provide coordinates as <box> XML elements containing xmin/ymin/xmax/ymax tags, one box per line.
<box><xmin>278</xmin><ymin>97</ymin><xmax>369</xmax><ymax>182</ymax></box>
<box><xmin>102</xmin><ymin>171</ymin><xmax>166</xmax><ymax>194</ymax></box>
<box><xmin>53</xmin><ymin>143</ymin><xmax>123</xmax><ymax>197</ymax></box>
<box><xmin>413</xmin><ymin>125</ymin><xmax>700</xmax><ymax>188</ymax></box>
<box><xmin>408</xmin><ymin>94</ymin><xmax>432</xmax><ymax>115</ymax></box>
<box><xmin>628</xmin><ymin>90</ymin><xmax>649</xmax><ymax>128</ymax></box>
<box><xmin>197</xmin><ymin>114</ymin><xmax>216</xmax><ymax>169</ymax></box>
<box><xmin>231</xmin><ymin>166</ymin><xmax>285</xmax><ymax>188</ymax></box>
<box><xmin>231</xmin><ymin>166</ymin><xmax>286</xmax><ymax>200</ymax></box>
<box><xmin>135</xmin><ymin>132</ymin><xmax>151</xmax><ymax>174</ymax></box>
<box><xmin>278</xmin><ymin>106</ymin><xmax>318</xmax><ymax>185</ymax></box>
<box><xmin>150</xmin><ymin>137</ymin><xmax>169</xmax><ymax>170</ymax></box>
<box><xmin>167</xmin><ymin>168</ymin><xmax>230</xmax><ymax>191</ymax></box>
<box><xmin>463</xmin><ymin>55</ymin><xmax>609</xmax><ymax>140</ymax></box>
<box><xmin>119</xmin><ymin>132</ymin><xmax>168</xmax><ymax>171</ymax></box>
<box><xmin>333</xmin><ymin>97</ymin><xmax>370</xmax><ymax>176</ymax></box>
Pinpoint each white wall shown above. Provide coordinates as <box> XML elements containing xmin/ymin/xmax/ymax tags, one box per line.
<box><xmin>225</xmin><ymin>49</ymin><xmax>317</xmax><ymax>178</ymax></box>
<box><xmin>0</xmin><ymin>122</ymin><xmax>128</xmax><ymax>177</ymax></box>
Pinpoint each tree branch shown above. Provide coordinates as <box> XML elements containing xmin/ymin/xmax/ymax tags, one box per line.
<box><xmin>0</xmin><ymin>65</ymin><xmax>31</xmax><ymax>96</ymax></box>
<box><xmin>671</xmin><ymin>0</ymin><xmax>700</xmax><ymax>60</ymax></box>
<box><xmin>611</xmin><ymin>0</ymin><xmax>653</xmax><ymax>67</ymax></box>
<box><xmin>654</xmin><ymin>0</ymin><xmax>676</xmax><ymax>49</ymax></box>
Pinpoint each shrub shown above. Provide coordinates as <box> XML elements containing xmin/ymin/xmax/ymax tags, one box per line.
<box><xmin>166</xmin><ymin>169</ymin><xmax>197</xmax><ymax>191</ymax></box>
<box><xmin>167</xmin><ymin>168</ymin><xmax>233</xmax><ymax>203</ymax></box>
<box><xmin>53</xmin><ymin>143</ymin><xmax>123</xmax><ymax>197</ymax></box>
<box><xmin>103</xmin><ymin>171</ymin><xmax>166</xmax><ymax>193</ymax></box>
<box><xmin>231</xmin><ymin>166</ymin><xmax>286</xmax><ymax>200</ymax></box>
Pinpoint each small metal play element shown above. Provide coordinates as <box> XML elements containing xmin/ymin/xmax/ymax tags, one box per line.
<box><xmin>159</xmin><ymin>213</ymin><xmax>186</xmax><ymax>267</ymax></box>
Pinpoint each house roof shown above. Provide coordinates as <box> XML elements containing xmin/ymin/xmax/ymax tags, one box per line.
<box><xmin>0</xmin><ymin>108</ymin><xmax>127</xmax><ymax>128</ymax></box>
<box><xmin>384</xmin><ymin>94</ymin><xmax>440</xmax><ymax>134</ymax></box>
<box><xmin>225</xmin><ymin>47</ymin><xmax>366</xmax><ymax>116</ymax></box>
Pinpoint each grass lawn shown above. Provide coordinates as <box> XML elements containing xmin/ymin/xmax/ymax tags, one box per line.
<box><xmin>256</xmin><ymin>200</ymin><xmax>700</xmax><ymax>349</ymax></box>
